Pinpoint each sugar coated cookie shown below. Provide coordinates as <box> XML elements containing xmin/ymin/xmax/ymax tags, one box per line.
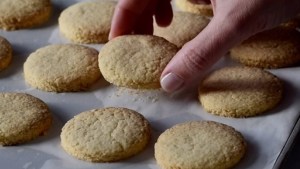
<box><xmin>24</xmin><ymin>44</ymin><xmax>100</xmax><ymax>92</ymax></box>
<box><xmin>154</xmin><ymin>11</ymin><xmax>209</xmax><ymax>47</ymax></box>
<box><xmin>0</xmin><ymin>36</ymin><xmax>12</xmax><ymax>71</ymax></box>
<box><xmin>61</xmin><ymin>107</ymin><xmax>151</xmax><ymax>162</ymax></box>
<box><xmin>175</xmin><ymin>0</ymin><xmax>213</xmax><ymax>17</ymax></box>
<box><xmin>199</xmin><ymin>66</ymin><xmax>283</xmax><ymax>118</ymax></box>
<box><xmin>98</xmin><ymin>35</ymin><xmax>178</xmax><ymax>89</ymax></box>
<box><xmin>59</xmin><ymin>1</ymin><xmax>116</xmax><ymax>43</ymax></box>
<box><xmin>0</xmin><ymin>0</ymin><xmax>52</xmax><ymax>30</ymax></box>
<box><xmin>230</xmin><ymin>27</ymin><xmax>300</xmax><ymax>68</ymax></box>
<box><xmin>0</xmin><ymin>92</ymin><xmax>52</xmax><ymax>145</ymax></box>
<box><xmin>155</xmin><ymin>121</ymin><xmax>246</xmax><ymax>169</ymax></box>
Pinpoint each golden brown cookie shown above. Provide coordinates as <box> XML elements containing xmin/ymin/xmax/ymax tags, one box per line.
<box><xmin>199</xmin><ymin>66</ymin><xmax>283</xmax><ymax>118</ymax></box>
<box><xmin>154</xmin><ymin>11</ymin><xmax>209</xmax><ymax>47</ymax></box>
<box><xmin>98</xmin><ymin>35</ymin><xmax>178</xmax><ymax>89</ymax></box>
<box><xmin>175</xmin><ymin>0</ymin><xmax>213</xmax><ymax>17</ymax></box>
<box><xmin>24</xmin><ymin>44</ymin><xmax>100</xmax><ymax>92</ymax></box>
<box><xmin>0</xmin><ymin>0</ymin><xmax>52</xmax><ymax>30</ymax></box>
<box><xmin>155</xmin><ymin>121</ymin><xmax>246</xmax><ymax>169</ymax></box>
<box><xmin>230</xmin><ymin>27</ymin><xmax>300</xmax><ymax>68</ymax></box>
<box><xmin>58</xmin><ymin>1</ymin><xmax>116</xmax><ymax>43</ymax></box>
<box><xmin>0</xmin><ymin>92</ymin><xmax>52</xmax><ymax>146</ymax></box>
<box><xmin>60</xmin><ymin>107</ymin><xmax>151</xmax><ymax>162</ymax></box>
<box><xmin>0</xmin><ymin>36</ymin><xmax>12</xmax><ymax>71</ymax></box>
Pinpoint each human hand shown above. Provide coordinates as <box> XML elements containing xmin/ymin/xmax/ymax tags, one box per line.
<box><xmin>109</xmin><ymin>0</ymin><xmax>300</xmax><ymax>93</ymax></box>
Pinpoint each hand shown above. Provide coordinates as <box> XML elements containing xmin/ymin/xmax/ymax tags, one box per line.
<box><xmin>109</xmin><ymin>0</ymin><xmax>300</xmax><ymax>93</ymax></box>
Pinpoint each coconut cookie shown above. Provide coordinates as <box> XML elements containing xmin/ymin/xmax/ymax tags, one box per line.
<box><xmin>0</xmin><ymin>0</ymin><xmax>52</xmax><ymax>30</ymax></box>
<box><xmin>0</xmin><ymin>92</ymin><xmax>52</xmax><ymax>146</ymax></box>
<box><xmin>199</xmin><ymin>66</ymin><xmax>283</xmax><ymax>118</ymax></box>
<box><xmin>58</xmin><ymin>1</ymin><xmax>116</xmax><ymax>43</ymax></box>
<box><xmin>155</xmin><ymin>121</ymin><xmax>246</xmax><ymax>169</ymax></box>
<box><xmin>24</xmin><ymin>44</ymin><xmax>100</xmax><ymax>92</ymax></box>
<box><xmin>0</xmin><ymin>36</ymin><xmax>12</xmax><ymax>71</ymax></box>
<box><xmin>61</xmin><ymin>107</ymin><xmax>151</xmax><ymax>162</ymax></box>
<box><xmin>175</xmin><ymin>0</ymin><xmax>213</xmax><ymax>17</ymax></box>
<box><xmin>230</xmin><ymin>27</ymin><xmax>300</xmax><ymax>68</ymax></box>
<box><xmin>154</xmin><ymin>11</ymin><xmax>209</xmax><ymax>47</ymax></box>
<box><xmin>98</xmin><ymin>35</ymin><xmax>178</xmax><ymax>89</ymax></box>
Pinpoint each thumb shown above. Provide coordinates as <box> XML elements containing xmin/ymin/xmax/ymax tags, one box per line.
<box><xmin>160</xmin><ymin>17</ymin><xmax>245</xmax><ymax>93</ymax></box>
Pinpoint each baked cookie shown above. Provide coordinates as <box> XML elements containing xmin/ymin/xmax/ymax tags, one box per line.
<box><xmin>175</xmin><ymin>0</ymin><xmax>213</xmax><ymax>17</ymax></box>
<box><xmin>58</xmin><ymin>1</ymin><xmax>116</xmax><ymax>43</ymax></box>
<box><xmin>0</xmin><ymin>0</ymin><xmax>52</xmax><ymax>30</ymax></box>
<box><xmin>154</xmin><ymin>11</ymin><xmax>209</xmax><ymax>47</ymax></box>
<box><xmin>24</xmin><ymin>44</ymin><xmax>100</xmax><ymax>92</ymax></box>
<box><xmin>60</xmin><ymin>107</ymin><xmax>151</xmax><ymax>162</ymax></box>
<box><xmin>98</xmin><ymin>35</ymin><xmax>178</xmax><ymax>89</ymax></box>
<box><xmin>199</xmin><ymin>66</ymin><xmax>283</xmax><ymax>118</ymax></box>
<box><xmin>0</xmin><ymin>92</ymin><xmax>52</xmax><ymax>146</ymax></box>
<box><xmin>0</xmin><ymin>36</ymin><xmax>12</xmax><ymax>71</ymax></box>
<box><xmin>155</xmin><ymin>121</ymin><xmax>246</xmax><ymax>169</ymax></box>
<box><xmin>230</xmin><ymin>27</ymin><xmax>300</xmax><ymax>68</ymax></box>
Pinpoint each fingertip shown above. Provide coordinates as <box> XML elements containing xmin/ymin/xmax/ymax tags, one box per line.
<box><xmin>160</xmin><ymin>72</ymin><xmax>184</xmax><ymax>93</ymax></box>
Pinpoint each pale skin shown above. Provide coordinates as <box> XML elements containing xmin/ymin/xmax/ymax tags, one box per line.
<box><xmin>109</xmin><ymin>0</ymin><xmax>300</xmax><ymax>93</ymax></box>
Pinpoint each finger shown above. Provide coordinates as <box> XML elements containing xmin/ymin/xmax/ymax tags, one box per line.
<box><xmin>160</xmin><ymin>17</ymin><xmax>244</xmax><ymax>93</ymax></box>
<box><xmin>134</xmin><ymin>0</ymin><xmax>158</xmax><ymax>34</ymax></box>
<box><xmin>109</xmin><ymin>0</ymin><xmax>152</xmax><ymax>39</ymax></box>
<box><xmin>155</xmin><ymin>0</ymin><xmax>173</xmax><ymax>27</ymax></box>
<box><xmin>188</xmin><ymin>0</ymin><xmax>211</xmax><ymax>5</ymax></box>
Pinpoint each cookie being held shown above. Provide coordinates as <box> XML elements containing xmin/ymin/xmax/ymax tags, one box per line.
<box><xmin>0</xmin><ymin>0</ymin><xmax>52</xmax><ymax>30</ymax></box>
<box><xmin>199</xmin><ymin>66</ymin><xmax>283</xmax><ymax>118</ymax></box>
<box><xmin>98</xmin><ymin>35</ymin><xmax>178</xmax><ymax>89</ymax></box>
<box><xmin>58</xmin><ymin>1</ymin><xmax>116</xmax><ymax>43</ymax></box>
<box><xmin>155</xmin><ymin>121</ymin><xmax>246</xmax><ymax>169</ymax></box>
<box><xmin>175</xmin><ymin>0</ymin><xmax>213</xmax><ymax>17</ymax></box>
<box><xmin>24</xmin><ymin>44</ymin><xmax>100</xmax><ymax>92</ymax></box>
<box><xmin>0</xmin><ymin>92</ymin><xmax>52</xmax><ymax>146</ymax></box>
<box><xmin>0</xmin><ymin>36</ymin><xmax>12</xmax><ymax>71</ymax></box>
<box><xmin>60</xmin><ymin>107</ymin><xmax>151</xmax><ymax>162</ymax></box>
<box><xmin>154</xmin><ymin>11</ymin><xmax>209</xmax><ymax>47</ymax></box>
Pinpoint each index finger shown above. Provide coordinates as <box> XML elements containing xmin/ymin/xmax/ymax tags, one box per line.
<box><xmin>109</xmin><ymin>0</ymin><xmax>152</xmax><ymax>39</ymax></box>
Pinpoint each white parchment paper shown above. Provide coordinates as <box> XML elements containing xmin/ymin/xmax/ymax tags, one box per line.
<box><xmin>1</xmin><ymin>0</ymin><xmax>300</xmax><ymax>169</ymax></box>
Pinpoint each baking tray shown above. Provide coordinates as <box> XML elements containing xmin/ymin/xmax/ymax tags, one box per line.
<box><xmin>1</xmin><ymin>0</ymin><xmax>300</xmax><ymax>169</ymax></box>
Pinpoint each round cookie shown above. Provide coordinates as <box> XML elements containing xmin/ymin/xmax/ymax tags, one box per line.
<box><xmin>230</xmin><ymin>27</ymin><xmax>300</xmax><ymax>68</ymax></box>
<box><xmin>98</xmin><ymin>35</ymin><xmax>178</xmax><ymax>89</ymax></box>
<box><xmin>175</xmin><ymin>0</ymin><xmax>213</xmax><ymax>17</ymax></box>
<box><xmin>0</xmin><ymin>92</ymin><xmax>52</xmax><ymax>146</ymax></box>
<box><xmin>60</xmin><ymin>107</ymin><xmax>151</xmax><ymax>162</ymax></box>
<box><xmin>199</xmin><ymin>66</ymin><xmax>283</xmax><ymax>118</ymax></box>
<box><xmin>24</xmin><ymin>44</ymin><xmax>100</xmax><ymax>92</ymax></box>
<box><xmin>58</xmin><ymin>1</ymin><xmax>116</xmax><ymax>43</ymax></box>
<box><xmin>0</xmin><ymin>0</ymin><xmax>52</xmax><ymax>30</ymax></box>
<box><xmin>0</xmin><ymin>36</ymin><xmax>12</xmax><ymax>71</ymax></box>
<box><xmin>154</xmin><ymin>121</ymin><xmax>246</xmax><ymax>169</ymax></box>
<box><xmin>154</xmin><ymin>11</ymin><xmax>209</xmax><ymax>47</ymax></box>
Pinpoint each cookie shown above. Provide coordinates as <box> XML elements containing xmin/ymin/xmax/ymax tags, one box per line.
<box><xmin>199</xmin><ymin>66</ymin><xmax>283</xmax><ymax>118</ymax></box>
<box><xmin>155</xmin><ymin>121</ymin><xmax>246</xmax><ymax>169</ymax></box>
<box><xmin>0</xmin><ymin>0</ymin><xmax>52</xmax><ymax>30</ymax></box>
<box><xmin>230</xmin><ymin>27</ymin><xmax>300</xmax><ymax>68</ymax></box>
<box><xmin>98</xmin><ymin>35</ymin><xmax>178</xmax><ymax>89</ymax></box>
<box><xmin>58</xmin><ymin>1</ymin><xmax>116</xmax><ymax>43</ymax></box>
<box><xmin>60</xmin><ymin>107</ymin><xmax>151</xmax><ymax>162</ymax></box>
<box><xmin>24</xmin><ymin>44</ymin><xmax>100</xmax><ymax>92</ymax></box>
<box><xmin>154</xmin><ymin>11</ymin><xmax>209</xmax><ymax>47</ymax></box>
<box><xmin>0</xmin><ymin>92</ymin><xmax>52</xmax><ymax>146</ymax></box>
<box><xmin>0</xmin><ymin>36</ymin><xmax>12</xmax><ymax>71</ymax></box>
<box><xmin>175</xmin><ymin>0</ymin><xmax>213</xmax><ymax>17</ymax></box>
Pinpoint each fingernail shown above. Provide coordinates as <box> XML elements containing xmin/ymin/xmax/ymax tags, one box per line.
<box><xmin>160</xmin><ymin>73</ymin><xmax>184</xmax><ymax>93</ymax></box>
